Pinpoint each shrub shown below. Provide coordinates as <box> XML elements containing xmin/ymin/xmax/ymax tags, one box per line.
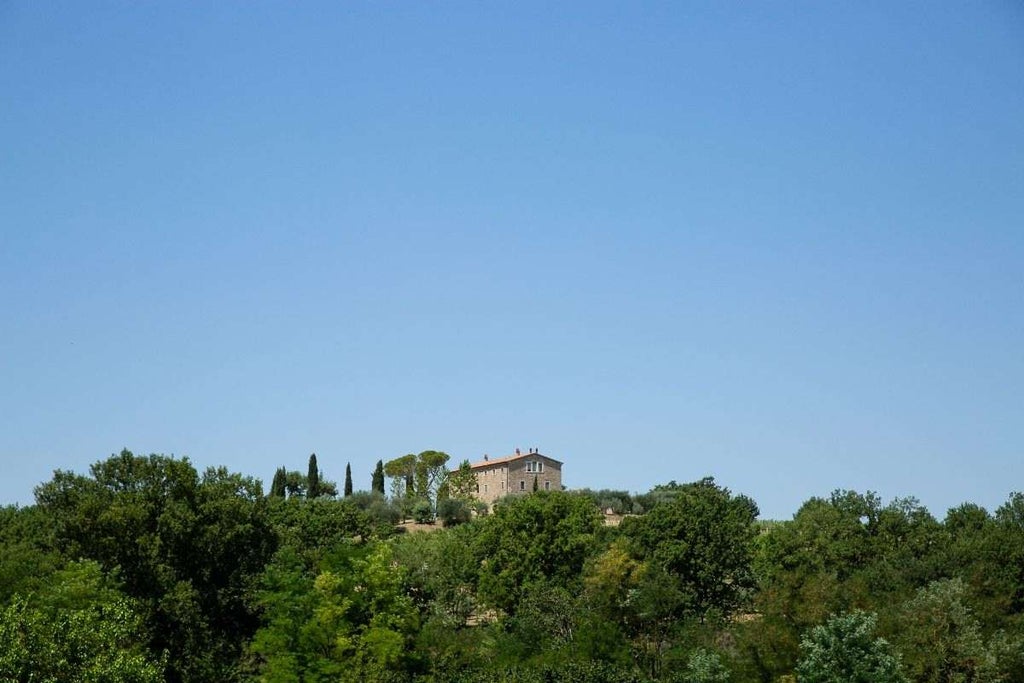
<box><xmin>347</xmin><ymin>490</ymin><xmax>386</xmax><ymax>511</ymax></box>
<box><xmin>367</xmin><ymin>500</ymin><xmax>401</xmax><ymax>526</ymax></box>
<box><xmin>438</xmin><ymin>498</ymin><xmax>471</xmax><ymax>527</ymax></box>
<box><xmin>575</xmin><ymin>488</ymin><xmax>634</xmax><ymax>514</ymax></box>
<box><xmin>599</xmin><ymin>497</ymin><xmax>626</xmax><ymax>515</ymax></box>
<box><xmin>796</xmin><ymin>611</ymin><xmax>908</xmax><ymax>683</ymax></box>
<box><xmin>413</xmin><ymin>499</ymin><xmax>435</xmax><ymax>524</ymax></box>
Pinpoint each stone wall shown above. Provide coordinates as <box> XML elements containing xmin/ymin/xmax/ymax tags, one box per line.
<box><xmin>507</xmin><ymin>456</ymin><xmax>561</xmax><ymax>495</ymax></box>
<box><xmin>471</xmin><ymin>454</ymin><xmax>563</xmax><ymax>507</ymax></box>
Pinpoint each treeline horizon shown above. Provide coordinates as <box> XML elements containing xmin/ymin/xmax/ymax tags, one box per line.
<box><xmin>36</xmin><ymin>447</ymin><xmax>981</xmax><ymax>523</ymax></box>
<box><xmin>0</xmin><ymin>448</ymin><xmax>996</xmax><ymax>523</ymax></box>
<box><xmin>2</xmin><ymin>448</ymin><xmax>1022</xmax><ymax>682</ymax></box>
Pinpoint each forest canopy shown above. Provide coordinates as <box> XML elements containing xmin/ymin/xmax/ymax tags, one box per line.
<box><xmin>1</xmin><ymin>449</ymin><xmax>1022</xmax><ymax>682</ymax></box>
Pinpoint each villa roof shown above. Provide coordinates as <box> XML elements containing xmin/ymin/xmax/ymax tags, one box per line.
<box><xmin>469</xmin><ymin>451</ymin><xmax>563</xmax><ymax>469</ymax></box>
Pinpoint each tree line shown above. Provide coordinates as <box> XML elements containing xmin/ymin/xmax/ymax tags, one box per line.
<box><xmin>1</xmin><ymin>449</ymin><xmax>1023</xmax><ymax>682</ymax></box>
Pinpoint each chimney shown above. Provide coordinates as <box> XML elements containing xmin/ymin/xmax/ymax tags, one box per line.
<box><xmin>484</xmin><ymin>454</ymin><xmax>489</xmax><ymax>461</ymax></box>
<box><xmin>515</xmin><ymin>447</ymin><xmax>520</xmax><ymax>455</ymax></box>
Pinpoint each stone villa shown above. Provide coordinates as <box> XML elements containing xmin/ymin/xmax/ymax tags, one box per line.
<box><xmin>470</xmin><ymin>448</ymin><xmax>563</xmax><ymax>507</ymax></box>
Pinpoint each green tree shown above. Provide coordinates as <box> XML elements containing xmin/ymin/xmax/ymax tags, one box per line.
<box><xmin>865</xmin><ymin>496</ymin><xmax>943</xmax><ymax>598</ymax></box>
<box><xmin>624</xmin><ymin>561</ymin><xmax>691</xmax><ymax>677</ymax></box>
<box><xmin>748</xmin><ymin>489</ymin><xmax>955</xmax><ymax>682</ymax></box>
<box><xmin>413</xmin><ymin>499</ymin><xmax>434</xmax><ymax>524</ymax></box>
<box><xmin>502</xmin><ymin>581</ymin><xmax>584</xmax><ymax>660</ymax></box>
<box><xmin>344</xmin><ymin>462</ymin><xmax>353</xmax><ymax>497</ymax></box>
<box><xmin>576</xmin><ymin>488</ymin><xmax>635</xmax><ymax>515</ymax></box>
<box><xmin>941</xmin><ymin>502</ymin><xmax>1011</xmax><ymax>629</ymax></box>
<box><xmin>895</xmin><ymin>578</ymin><xmax>1013</xmax><ymax>683</ymax></box>
<box><xmin>795</xmin><ymin>611</ymin><xmax>908</xmax><ymax>683</ymax></box>
<box><xmin>477</xmin><ymin>491</ymin><xmax>602</xmax><ymax>614</ymax></box>
<box><xmin>584</xmin><ymin>538</ymin><xmax>643</xmax><ymax>625</ymax></box>
<box><xmin>251</xmin><ymin>542</ymin><xmax>420</xmax><ymax>682</ymax></box>
<box><xmin>446</xmin><ymin>459</ymin><xmax>477</xmax><ymax>501</ymax></box>
<box><xmin>0</xmin><ymin>597</ymin><xmax>163</xmax><ymax>683</ymax></box>
<box><xmin>392</xmin><ymin>522</ymin><xmax>482</xmax><ymax>626</ymax></box>
<box><xmin>34</xmin><ymin>450</ymin><xmax>276</xmax><ymax>683</ymax></box>
<box><xmin>307</xmin><ymin>453</ymin><xmax>320</xmax><ymax>499</ymax></box>
<box><xmin>270</xmin><ymin>467</ymin><xmax>287</xmax><ymax>498</ymax></box>
<box><xmin>372</xmin><ymin>460</ymin><xmax>385</xmax><ymax>495</ymax></box>
<box><xmin>384</xmin><ymin>453</ymin><xmax>417</xmax><ymax>500</ymax></box>
<box><xmin>284</xmin><ymin>469</ymin><xmax>306</xmax><ymax>498</ymax></box>
<box><xmin>28</xmin><ymin>560</ymin><xmax>130</xmax><ymax>613</ymax></box>
<box><xmin>679</xmin><ymin>648</ymin><xmax>730</xmax><ymax>683</ymax></box>
<box><xmin>746</xmin><ymin>491</ymin><xmax>882</xmax><ymax>675</ymax></box>
<box><xmin>267</xmin><ymin>496</ymin><xmax>372</xmax><ymax>568</ymax></box>
<box><xmin>243</xmin><ymin>544</ymin><xmax>315</xmax><ymax>683</ymax></box>
<box><xmin>415</xmin><ymin>450</ymin><xmax>451</xmax><ymax>506</ymax></box>
<box><xmin>0</xmin><ymin>504</ymin><xmax>60</xmax><ymax>602</ymax></box>
<box><xmin>437</xmin><ymin>498</ymin><xmax>472</xmax><ymax>527</ymax></box>
<box><xmin>384</xmin><ymin>451</ymin><xmax>452</xmax><ymax>510</ymax></box>
<box><xmin>990</xmin><ymin>492</ymin><xmax>1024</xmax><ymax>622</ymax></box>
<box><xmin>0</xmin><ymin>561</ymin><xmax>162</xmax><ymax>683</ymax></box>
<box><xmin>621</xmin><ymin>477</ymin><xmax>758</xmax><ymax>622</ymax></box>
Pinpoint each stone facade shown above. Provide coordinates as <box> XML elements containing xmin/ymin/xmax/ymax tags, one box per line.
<box><xmin>470</xmin><ymin>448</ymin><xmax>563</xmax><ymax>507</ymax></box>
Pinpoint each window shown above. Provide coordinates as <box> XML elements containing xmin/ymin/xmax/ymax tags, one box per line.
<box><xmin>484</xmin><ymin>484</ymin><xmax>488</xmax><ymax>493</ymax></box>
<box><xmin>544</xmin><ymin>481</ymin><xmax>550</xmax><ymax>491</ymax></box>
<box><xmin>520</xmin><ymin>480</ymin><xmax>525</xmax><ymax>491</ymax></box>
<box><xmin>501</xmin><ymin>481</ymin><xmax>505</xmax><ymax>490</ymax></box>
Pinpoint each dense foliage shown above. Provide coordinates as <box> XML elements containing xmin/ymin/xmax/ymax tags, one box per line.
<box><xmin>2</xmin><ymin>450</ymin><xmax>1023</xmax><ymax>682</ymax></box>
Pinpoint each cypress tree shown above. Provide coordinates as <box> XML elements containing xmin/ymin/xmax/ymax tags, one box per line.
<box><xmin>372</xmin><ymin>460</ymin><xmax>385</xmax><ymax>495</ymax></box>
<box><xmin>270</xmin><ymin>467</ymin><xmax>287</xmax><ymax>498</ymax></box>
<box><xmin>533</xmin><ymin>475</ymin><xmax>538</xmax><ymax>492</ymax></box>
<box><xmin>307</xmin><ymin>453</ymin><xmax>320</xmax><ymax>499</ymax></box>
<box><xmin>344</xmin><ymin>463</ymin><xmax>353</xmax><ymax>497</ymax></box>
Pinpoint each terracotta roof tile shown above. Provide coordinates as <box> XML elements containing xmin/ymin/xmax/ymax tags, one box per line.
<box><xmin>469</xmin><ymin>451</ymin><xmax>562</xmax><ymax>469</ymax></box>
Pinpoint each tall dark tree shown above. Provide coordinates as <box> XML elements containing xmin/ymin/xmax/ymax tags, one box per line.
<box><xmin>344</xmin><ymin>463</ymin><xmax>353</xmax><ymax>497</ymax></box>
<box><xmin>372</xmin><ymin>460</ymin><xmax>385</xmax><ymax>495</ymax></box>
<box><xmin>270</xmin><ymin>467</ymin><xmax>287</xmax><ymax>498</ymax></box>
<box><xmin>307</xmin><ymin>453</ymin><xmax>320</xmax><ymax>499</ymax></box>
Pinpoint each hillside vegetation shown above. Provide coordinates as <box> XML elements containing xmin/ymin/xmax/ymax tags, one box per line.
<box><xmin>2</xmin><ymin>450</ymin><xmax>1023</xmax><ymax>682</ymax></box>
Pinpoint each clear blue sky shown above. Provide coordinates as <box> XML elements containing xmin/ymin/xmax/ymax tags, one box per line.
<box><xmin>2</xmin><ymin>2</ymin><xmax>1022</xmax><ymax>519</ymax></box>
